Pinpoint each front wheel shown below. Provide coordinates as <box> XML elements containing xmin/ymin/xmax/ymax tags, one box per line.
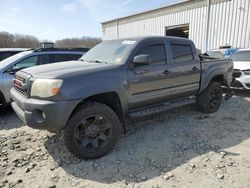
<box><xmin>64</xmin><ymin>102</ymin><xmax>122</xmax><ymax>159</ymax></box>
<box><xmin>197</xmin><ymin>81</ymin><xmax>223</xmax><ymax>113</ymax></box>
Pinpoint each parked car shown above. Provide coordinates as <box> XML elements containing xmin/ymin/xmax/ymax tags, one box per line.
<box><xmin>11</xmin><ymin>37</ymin><xmax>233</xmax><ymax>159</ymax></box>
<box><xmin>0</xmin><ymin>48</ymin><xmax>29</xmax><ymax>61</ymax></box>
<box><xmin>231</xmin><ymin>49</ymin><xmax>250</xmax><ymax>90</ymax></box>
<box><xmin>207</xmin><ymin>47</ymin><xmax>238</xmax><ymax>59</ymax></box>
<box><xmin>0</xmin><ymin>48</ymin><xmax>88</xmax><ymax>106</ymax></box>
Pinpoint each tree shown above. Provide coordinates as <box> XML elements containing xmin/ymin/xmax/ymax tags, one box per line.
<box><xmin>55</xmin><ymin>36</ymin><xmax>102</xmax><ymax>48</ymax></box>
<box><xmin>0</xmin><ymin>31</ymin><xmax>102</xmax><ymax>49</ymax></box>
<box><xmin>0</xmin><ymin>31</ymin><xmax>39</xmax><ymax>48</ymax></box>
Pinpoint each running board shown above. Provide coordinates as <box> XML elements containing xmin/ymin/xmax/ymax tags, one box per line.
<box><xmin>129</xmin><ymin>98</ymin><xmax>196</xmax><ymax>118</ymax></box>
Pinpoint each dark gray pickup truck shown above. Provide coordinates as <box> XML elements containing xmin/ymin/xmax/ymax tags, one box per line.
<box><xmin>11</xmin><ymin>36</ymin><xmax>233</xmax><ymax>159</ymax></box>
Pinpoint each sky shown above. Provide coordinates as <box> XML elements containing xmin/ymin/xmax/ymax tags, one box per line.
<box><xmin>0</xmin><ymin>0</ymin><xmax>180</xmax><ymax>41</ymax></box>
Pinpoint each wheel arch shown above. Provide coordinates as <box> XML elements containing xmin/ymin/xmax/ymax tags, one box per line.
<box><xmin>68</xmin><ymin>92</ymin><xmax>126</xmax><ymax>133</ymax></box>
<box><xmin>199</xmin><ymin>73</ymin><xmax>225</xmax><ymax>94</ymax></box>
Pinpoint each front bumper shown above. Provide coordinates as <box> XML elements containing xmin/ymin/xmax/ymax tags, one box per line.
<box><xmin>232</xmin><ymin>70</ymin><xmax>250</xmax><ymax>90</ymax></box>
<box><xmin>11</xmin><ymin>88</ymin><xmax>81</xmax><ymax>131</ymax></box>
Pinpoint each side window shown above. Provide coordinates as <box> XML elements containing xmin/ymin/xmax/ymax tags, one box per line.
<box><xmin>49</xmin><ymin>54</ymin><xmax>82</xmax><ymax>63</ymax></box>
<box><xmin>170</xmin><ymin>44</ymin><xmax>194</xmax><ymax>63</ymax></box>
<box><xmin>63</xmin><ymin>54</ymin><xmax>82</xmax><ymax>61</ymax></box>
<box><xmin>6</xmin><ymin>56</ymin><xmax>38</xmax><ymax>73</ymax></box>
<box><xmin>0</xmin><ymin>52</ymin><xmax>11</xmax><ymax>61</ymax></box>
<box><xmin>14</xmin><ymin>56</ymin><xmax>38</xmax><ymax>69</ymax></box>
<box><xmin>136</xmin><ymin>44</ymin><xmax>166</xmax><ymax>65</ymax></box>
<box><xmin>37</xmin><ymin>55</ymin><xmax>50</xmax><ymax>65</ymax></box>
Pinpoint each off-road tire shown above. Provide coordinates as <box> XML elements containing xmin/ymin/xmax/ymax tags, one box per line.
<box><xmin>197</xmin><ymin>81</ymin><xmax>222</xmax><ymax>113</ymax></box>
<box><xmin>64</xmin><ymin>102</ymin><xmax>122</xmax><ymax>159</ymax></box>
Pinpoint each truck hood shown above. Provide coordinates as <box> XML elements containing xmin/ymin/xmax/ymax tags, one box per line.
<box><xmin>233</xmin><ymin>61</ymin><xmax>250</xmax><ymax>70</ymax></box>
<box><xmin>21</xmin><ymin>60</ymin><xmax>115</xmax><ymax>78</ymax></box>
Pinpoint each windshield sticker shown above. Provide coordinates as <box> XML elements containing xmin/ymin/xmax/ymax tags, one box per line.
<box><xmin>115</xmin><ymin>57</ymin><xmax>122</xmax><ymax>62</ymax></box>
<box><xmin>122</xmin><ymin>40</ymin><xmax>136</xmax><ymax>45</ymax></box>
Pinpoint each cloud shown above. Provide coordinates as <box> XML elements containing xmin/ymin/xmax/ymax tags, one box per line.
<box><xmin>61</xmin><ymin>3</ymin><xmax>77</xmax><ymax>12</ymax></box>
<box><xmin>115</xmin><ymin>0</ymin><xmax>134</xmax><ymax>8</ymax></box>
<box><xmin>12</xmin><ymin>7</ymin><xmax>20</xmax><ymax>12</ymax></box>
<box><xmin>40</xmin><ymin>26</ymin><xmax>57</xmax><ymax>40</ymax></box>
<box><xmin>77</xmin><ymin>0</ymin><xmax>134</xmax><ymax>21</ymax></box>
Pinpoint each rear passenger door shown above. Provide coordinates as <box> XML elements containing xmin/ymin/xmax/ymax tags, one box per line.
<box><xmin>168</xmin><ymin>41</ymin><xmax>201</xmax><ymax>98</ymax></box>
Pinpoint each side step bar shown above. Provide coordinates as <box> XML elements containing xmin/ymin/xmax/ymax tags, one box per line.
<box><xmin>128</xmin><ymin>98</ymin><xmax>196</xmax><ymax>118</ymax></box>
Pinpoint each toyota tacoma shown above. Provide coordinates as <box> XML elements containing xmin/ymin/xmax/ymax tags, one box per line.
<box><xmin>11</xmin><ymin>37</ymin><xmax>233</xmax><ymax>159</ymax></box>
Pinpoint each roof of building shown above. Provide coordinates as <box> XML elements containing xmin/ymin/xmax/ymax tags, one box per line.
<box><xmin>102</xmin><ymin>0</ymin><xmax>190</xmax><ymax>24</ymax></box>
<box><xmin>102</xmin><ymin>0</ymin><xmax>225</xmax><ymax>25</ymax></box>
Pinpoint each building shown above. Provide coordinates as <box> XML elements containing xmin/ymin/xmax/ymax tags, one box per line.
<box><xmin>39</xmin><ymin>42</ymin><xmax>54</xmax><ymax>48</ymax></box>
<box><xmin>101</xmin><ymin>0</ymin><xmax>250</xmax><ymax>52</ymax></box>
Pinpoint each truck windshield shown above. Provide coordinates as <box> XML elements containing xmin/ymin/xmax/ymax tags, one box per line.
<box><xmin>80</xmin><ymin>40</ymin><xmax>137</xmax><ymax>64</ymax></box>
<box><xmin>231</xmin><ymin>51</ymin><xmax>250</xmax><ymax>62</ymax></box>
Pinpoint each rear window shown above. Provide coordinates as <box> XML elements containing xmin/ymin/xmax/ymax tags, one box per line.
<box><xmin>171</xmin><ymin>44</ymin><xmax>194</xmax><ymax>63</ymax></box>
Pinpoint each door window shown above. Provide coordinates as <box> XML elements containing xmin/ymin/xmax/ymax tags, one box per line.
<box><xmin>7</xmin><ymin>56</ymin><xmax>38</xmax><ymax>73</ymax></box>
<box><xmin>14</xmin><ymin>56</ymin><xmax>38</xmax><ymax>69</ymax></box>
<box><xmin>37</xmin><ymin>55</ymin><xmax>50</xmax><ymax>65</ymax></box>
<box><xmin>170</xmin><ymin>44</ymin><xmax>194</xmax><ymax>63</ymax></box>
<box><xmin>49</xmin><ymin>54</ymin><xmax>82</xmax><ymax>63</ymax></box>
<box><xmin>136</xmin><ymin>44</ymin><xmax>167</xmax><ymax>65</ymax></box>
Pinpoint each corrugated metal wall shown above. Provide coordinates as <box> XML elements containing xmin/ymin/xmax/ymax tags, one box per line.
<box><xmin>102</xmin><ymin>0</ymin><xmax>250</xmax><ymax>52</ymax></box>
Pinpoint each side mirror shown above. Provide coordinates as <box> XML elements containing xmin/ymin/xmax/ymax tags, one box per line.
<box><xmin>7</xmin><ymin>66</ymin><xmax>22</xmax><ymax>75</ymax></box>
<box><xmin>133</xmin><ymin>54</ymin><xmax>151</xmax><ymax>66</ymax></box>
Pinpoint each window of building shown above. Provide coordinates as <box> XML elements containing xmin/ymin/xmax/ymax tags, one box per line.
<box><xmin>166</xmin><ymin>24</ymin><xmax>189</xmax><ymax>38</ymax></box>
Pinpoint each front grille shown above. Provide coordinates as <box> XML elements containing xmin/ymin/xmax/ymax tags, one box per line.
<box><xmin>13</xmin><ymin>75</ymin><xmax>30</xmax><ymax>98</ymax></box>
<box><xmin>233</xmin><ymin>69</ymin><xmax>242</xmax><ymax>78</ymax></box>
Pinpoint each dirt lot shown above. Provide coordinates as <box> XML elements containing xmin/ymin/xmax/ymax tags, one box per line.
<box><xmin>1</xmin><ymin>93</ymin><xmax>250</xmax><ymax>188</ymax></box>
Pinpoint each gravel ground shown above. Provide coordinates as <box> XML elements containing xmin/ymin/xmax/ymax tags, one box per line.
<box><xmin>0</xmin><ymin>93</ymin><xmax>250</xmax><ymax>188</ymax></box>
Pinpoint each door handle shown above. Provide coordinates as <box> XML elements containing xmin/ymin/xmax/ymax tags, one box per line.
<box><xmin>135</xmin><ymin>69</ymin><xmax>150</xmax><ymax>74</ymax></box>
<box><xmin>192</xmin><ymin>66</ymin><xmax>199</xmax><ymax>71</ymax></box>
<box><xmin>163</xmin><ymin>70</ymin><xmax>169</xmax><ymax>75</ymax></box>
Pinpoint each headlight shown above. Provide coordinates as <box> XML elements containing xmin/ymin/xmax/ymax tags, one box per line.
<box><xmin>31</xmin><ymin>79</ymin><xmax>63</xmax><ymax>98</ymax></box>
<box><xmin>243</xmin><ymin>70</ymin><xmax>250</xmax><ymax>75</ymax></box>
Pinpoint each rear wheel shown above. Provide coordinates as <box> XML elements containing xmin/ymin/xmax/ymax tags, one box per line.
<box><xmin>197</xmin><ymin>81</ymin><xmax>222</xmax><ymax>113</ymax></box>
<box><xmin>64</xmin><ymin>102</ymin><xmax>122</xmax><ymax>159</ymax></box>
<box><xmin>0</xmin><ymin>91</ymin><xmax>6</xmax><ymax>108</ymax></box>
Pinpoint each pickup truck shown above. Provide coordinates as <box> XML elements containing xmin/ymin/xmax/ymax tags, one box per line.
<box><xmin>11</xmin><ymin>37</ymin><xmax>233</xmax><ymax>159</ymax></box>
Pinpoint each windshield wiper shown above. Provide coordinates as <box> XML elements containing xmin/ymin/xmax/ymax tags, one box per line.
<box><xmin>87</xmin><ymin>60</ymin><xmax>108</xmax><ymax>64</ymax></box>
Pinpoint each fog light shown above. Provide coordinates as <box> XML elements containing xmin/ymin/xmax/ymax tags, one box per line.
<box><xmin>32</xmin><ymin>109</ymin><xmax>46</xmax><ymax>124</ymax></box>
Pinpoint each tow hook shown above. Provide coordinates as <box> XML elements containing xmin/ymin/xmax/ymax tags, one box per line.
<box><xmin>225</xmin><ymin>87</ymin><xmax>234</xmax><ymax>100</ymax></box>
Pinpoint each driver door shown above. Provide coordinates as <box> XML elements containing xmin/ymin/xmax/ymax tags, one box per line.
<box><xmin>127</xmin><ymin>40</ymin><xmax>172</xmax><ymax>109</ymax></box>
<box><xmin>2</xmin><ymin>56</ymin><xmax>38</xmax><ymax>102</ymax></box>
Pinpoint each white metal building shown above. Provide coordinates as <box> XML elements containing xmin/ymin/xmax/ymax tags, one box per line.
<box><xmin>101</xmin><ymin>0</ymin><xmax>250</xmax><ymax>52</ymax></box>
